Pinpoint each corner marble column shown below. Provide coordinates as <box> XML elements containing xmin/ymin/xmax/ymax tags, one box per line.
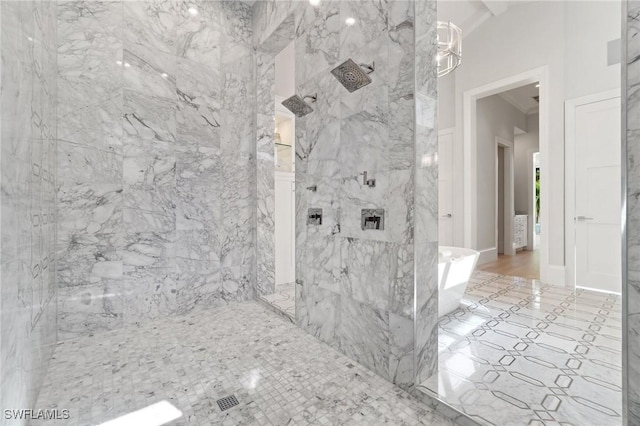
<box><xmin>414</xmin><ymin>0</ymin><xmax>439</xmax><ymax>385</ymax></box>
<box><xmin>625</xmin><ymin>1</ymin><xmax>640</xmax><ymax>423</ymax></box>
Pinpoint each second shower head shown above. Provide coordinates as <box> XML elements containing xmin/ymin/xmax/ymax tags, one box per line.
<box><xmin>281</xmin><ymin>93</ymin><xmax>317</xmax><ymax>118</ymax></box>
<box><xmin>331</xmin><ymin>59</ymin><xmax>375</xmax><ymax>93</ymax></box>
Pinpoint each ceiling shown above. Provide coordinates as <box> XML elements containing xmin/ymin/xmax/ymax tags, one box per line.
<box><xmin>498</xmin><ymin>83</ymin><xmax>540</xmax><ymax>115</ymax></box>
<box><xmin>438</xmin><ymin>0</ymin><xmax>531</xmax><ymax>39</ymax></box>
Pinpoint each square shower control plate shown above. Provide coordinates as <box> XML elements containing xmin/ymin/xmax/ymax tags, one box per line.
<box><xmin>361</xmin><ymin>209</ymin><xmax>384</xmax><ymax>230</ymax></box>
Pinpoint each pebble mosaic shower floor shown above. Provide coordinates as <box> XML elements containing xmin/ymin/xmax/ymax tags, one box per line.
<box><xmin>419</xmin><ymin>271</ymin><xmax>622</xmax><ymax>426</ymax></box>
<box><xmin>34</xmin><ymin>302</ymin><xmax>452</xmax><ymax>426</ymax></box>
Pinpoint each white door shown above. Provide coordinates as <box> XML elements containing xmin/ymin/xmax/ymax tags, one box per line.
<box><xmin>275</xmin><ymin>172</ymin><xmax>295</xmax><ymax>285</ymax></box>
<box><xmin>574</xmin><ymin>96</ymin><xmax>620</xmax><ymax>293</ymax></box>
<box><xmin>439</xmin><ymin>129</ymin><xmax>454</xmax><ymax>246</ymax></box>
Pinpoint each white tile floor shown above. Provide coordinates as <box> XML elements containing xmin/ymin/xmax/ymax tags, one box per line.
<box><xmin>35</xmin><ymin>302</ymin><xmax>453</xmax><ymax>426</ymax></box>
<box><xmin>259</xmin><ymin>282</ymin><xmax>295</xmax><ymax>320</ymax></box>
<box><xmin>419</xmin><ymin>271</ymin><xmax>622</xmax><ymax>426</ymax></box>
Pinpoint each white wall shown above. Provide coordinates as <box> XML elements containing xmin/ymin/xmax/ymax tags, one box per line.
<box><xmin>275</xmin><ymin>40</ymin><xmax>295</xmax><ymax>98</ymax></box>
<box><xmin>438</xmin><ymin>72</ymin><xmax>456</xmax><ymax>130</ymax></box>
<box><xmin>443</xmin><ymin>1</ymin><xmax>620</xmax><ymax>274</ymax></box>
<box><xmin>476</xmin><ymin>95</ymin><xmax>526</xmax><ymax>254</ymax></box>
<box><xmin>514</xmin><ymin>113</ymin><xmax>540</xmax><ymax>214</ymax></box>
<box><xmin>514</xmin><ymin>114</ymin><xmax>540</xmax><ymax>249</ymax></box>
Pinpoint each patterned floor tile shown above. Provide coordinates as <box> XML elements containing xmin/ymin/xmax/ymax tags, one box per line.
<box><xmin>419</xmin><ymin>271</ymin><xmax>622</xmax><ymax>426</ymax></box>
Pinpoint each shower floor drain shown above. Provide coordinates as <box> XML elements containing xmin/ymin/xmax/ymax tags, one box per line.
<box><xmin>216</xmin><ymin>395</ymin><xmax>239</xmax><ymax>411</ymax></box>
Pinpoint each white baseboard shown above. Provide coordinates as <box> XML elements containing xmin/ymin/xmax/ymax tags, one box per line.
<box><xmin>477</xmin><ymin>248</ymin><xmax>498</xmax><ymax>265</ymax></box>
<box><xmin>542</xmin><ymin>264</ymin><xmax>566</xmax><ymax>286</ymax></box>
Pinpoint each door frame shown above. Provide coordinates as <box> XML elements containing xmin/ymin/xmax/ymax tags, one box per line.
<box><xmin>496</xmin><ymin>137</ymin><xmax>515</xmax><ymax>256</ymax></box>
<box><xmin>438</xmin><ymin>127</ymin><xmax>456</xmax><ymax>245</ymax></box>
<box><xmin>564</xmin><ymin>88</ymin><xmax>621</xmax><ymax>289</ymax></box>
<box><xmin>463</xmin><ymin>66</ymin><xmax>548</xmax><ymax>279</ymax></box>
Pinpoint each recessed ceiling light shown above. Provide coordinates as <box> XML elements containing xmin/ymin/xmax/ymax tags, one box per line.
<box><xmin>309</xmin><ymin>0</ymin><xmax>321</xmax><ymax>6</ymax></box>
<box><xmin>535</xmin><ymin>83</ymin><xmax>540</xmax><ymax>88</ymax></box>
<box><xmin>116</xmin><ymin>60</ymin><xmax>123</xmax><ymax>66</ymax></box>
<box><xmin>345</xmin><ymin>17</ymin><xmax>356</xmax><ymax>26</ymax></box>
<box><xmin>161</xmin><ymin>73</ymin><xmax>169</xmax><ymax>79</ymax></box>
<box><xmin>188</xmin><ymin>7</ymin><xmax>198</xmax><ymax>16</ymax></box>
<box><xmin>123</xmin><ymin>62</ymin><xmax>131</xmax><ymax>68</ymax></box>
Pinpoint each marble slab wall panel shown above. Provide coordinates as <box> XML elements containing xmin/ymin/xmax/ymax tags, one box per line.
<box><xmin>56</xmin><ymin>0</ymin><xmax>256</xmax><ymax>339</ymax></box>
<box><xmin>414</xmin><ymin>0</ymin><xmax>439</xmax><ymax>386</ymax></box>
<box><xmin>255</xmin><ymin>0</ymin><xmax>419</xmax><ymax>390</ymax></box>
<box><xmin>1</xmin><ymin>0</ymin><xmax>58</xmax><ymax>417</ymax></box>
<box><xmin>626</xmin><ymin>1</ymin><xmax>640</xmax><ymax>423</ymax></box>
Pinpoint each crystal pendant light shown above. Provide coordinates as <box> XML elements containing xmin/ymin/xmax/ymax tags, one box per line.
<box><xmin>436</xmin><ymin>21</ymin><xmax>462</xmax><ymax>77</ymax></box>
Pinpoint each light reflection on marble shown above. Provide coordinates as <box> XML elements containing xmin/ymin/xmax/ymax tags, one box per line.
<box><xmin>418</xmin><ymin>271</ymin><xmax>622</xmax><ymax>426</ymax></box>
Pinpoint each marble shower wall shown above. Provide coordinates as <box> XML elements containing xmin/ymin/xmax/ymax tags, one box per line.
<box><xmin>0</xmin><ymin>0</ymin><xmax>58</xmax><ymax>416</ymax></box>
<box><xmin>254</xmin><ymin>0</ymin><xmax>432</xmax><ymax>390</ymax></box>
<box><xmin>626</xmin><ymin>1</ymin><xmax>640</xmax><ymax>423</ymax></box>
<box><xmin>56</xmin><ymin>0</ymin><xmax>255</xmax><ymax>339</ymax></box>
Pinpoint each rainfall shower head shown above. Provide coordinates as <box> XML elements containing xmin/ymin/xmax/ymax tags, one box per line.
<box><xmin>331</xmin><ymin>59</ymin><xmax>375</xmax><ymax>93</ymax></box>
<box><xmin>281</xmin><ymin>94</ymin><xmax>317</xmax><ymax>118</ymax></box>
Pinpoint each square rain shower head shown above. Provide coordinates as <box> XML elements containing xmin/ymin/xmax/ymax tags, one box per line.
<box><xmin>281</xmin><ymin>95</ymin><xmax>314</xmax><ymax>118</ymax></box>
<box><xmin>331</xmin><ymin>59</ymin><xmax>373</xmax><ymax>93</ymax></box>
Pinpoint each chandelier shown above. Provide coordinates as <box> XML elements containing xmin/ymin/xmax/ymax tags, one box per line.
<box><xmin>437</xmin><ymin>21</ymin><xmax>462</xmax><ymax>77</ymax></box>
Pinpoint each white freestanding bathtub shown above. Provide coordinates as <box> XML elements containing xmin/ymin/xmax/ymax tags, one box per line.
<box><xmin>438</xmin><ymin>246</ymin><xmax>480</xmax><ymax>317</ymax></box>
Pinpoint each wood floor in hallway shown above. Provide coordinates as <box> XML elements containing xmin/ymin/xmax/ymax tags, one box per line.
<box><xmin>477</xmin><ymin>249</ymin><xmax>540</xmax><ymax>280</ymax></box>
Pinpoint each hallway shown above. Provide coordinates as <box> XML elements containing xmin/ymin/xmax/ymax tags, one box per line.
<box><xmin>477</xmin><ymin>250</ymin><xmax>540</xmax><ymax>280</ymax></box>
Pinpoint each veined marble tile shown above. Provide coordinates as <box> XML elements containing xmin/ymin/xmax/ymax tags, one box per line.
<box><xmin>302</xmin><ymin>234</ymin><xmax>341</xmax><ymax>293</ymax></box>
<box><xmin>338</xmin><ymin>168</ymin><xmax>412</xmax><ymax>243</ymax></box>
<box><xmin>123</xmin><ymin>137</ymin><xmax>176</xmax><ymax>215</ymax></box>
<box><xmin>175</xmin><ymin>143</ymin><xmax>221</xmax><ymax>231</ymax></box>
<box><xmin>57</xmin><ymin>0</ymin><xmax>122</xmax><ymax>57</ymax></box>
<box><xmin>57</xmin><ymin>53</ymin><xmax>123</xmax><ymax>114</ymax></box>
<box><xmin>295</xmin><ymin>1</ymin><xmax>340</xmax><ymax>85</ymax></box>
<box><xmin>57</xmin><ymin>282</ymin><xmax>124</xmax><ymax>341</ymax></box>
<box><xmin>57</xmin><ymin>141</ymin><xmax>123</xmax><ymax>237</ymax></box>
<box><xmin>176</xmin><ymin>229</ymin><xmax>220</xmax><ymax>263</ymax></box>
<box><xmin>297</xmin><ymin>283</ymin><xmax>341</xmax><ymax>346</ymax></box>
<box><xmin>221</xmin><ymin>266</ymin><xmax>254</xmax><ymax>303</ymax></box>
<box><xmin>123</xmin><ymin>46</ymin><xmax>176</xmax><ymax>99</ymax></box>
<box><xmin>176</xmin><ymin>0</ymin><xmax>221</xmax><ymax>70</ymax></box>
<box><xmin>338</xmin><ymin>296</ymin><xmax>391</xmax><ymax>381</ymax></box>
<box><xmin>339</xmin><ymin>238</ymin><xmax>396</xmax><ymax>311</ymax></box>
<box><xmin>339</xmin><ymin>0</ymin><xmax>388</xmax><ymax>59</ymax></box>
<box><xmin>176</xmin><ymin>57</ymin><xmax>221</xmax><ymax>147</ymax></box>
<box><xmin>220</xmin><ymin>153</ymin><xmax>254</xmax><ymax>270</ymax></box>
<box><xmin>122</xmin><ymin>207</ymin><xmax>175</xmax><ymax>269</ymax></box>
<box><xmin>57</xmin><ymin>96</ymin><xmax>124</xmax><ymax>154</ymax></box>
<box><xmin>339</xmin><ymin>112</ymin><xmax>400</xmax><ymax>174</ymax></box>
<box><xmin>123</xmin><ymin>89</ymin><xmax>176</xmax><ymax>143</ymax></box>
<box><xmin>298</xmin><ymin>70</ymin><xmax>341</xmax><ymax>147</ymax></box>
<box><xmin>123</xmin><ymin>267</ymin><xmax>178</xmax><ymax>324</ymax></box>
<box><xmin>123</xmin><ymin>0</ymin><xmax>177</xmax><ymax>56</ymax></box>
<box><xmin>57</xmin><ymin>232</ymin><xmax>122</xmax><ymax>288</ymax></box>
<box><xmin>389</xmin><ymin>312</ymin><xmax>414</xmax><ymax>389</ymax></box>
<box><xmin>175</xmin><ymin>257</ymin><xmax>223</xmax><ymax>314</ymax></box>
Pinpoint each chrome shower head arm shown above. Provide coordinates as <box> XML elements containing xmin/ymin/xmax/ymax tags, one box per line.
<box><xmin>302</xmin><ymin>93</ymin><xmax>318</xmax><ymax>103</ymax></box>
<box><xmin>358</xmin><ymin>62</ymin><xmax>375</xmax><ymax>74</ymax></box>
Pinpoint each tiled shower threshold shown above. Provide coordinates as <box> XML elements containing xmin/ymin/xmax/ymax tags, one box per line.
<box><xmin>258</xmin><ymin>281</ymin><xmax>295</xmax><ymax>321</ymax></box>
<box><xmin>416</xmin><ymin>271</ymin><xmax>622</xmax><ymax>426</ymax></box>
